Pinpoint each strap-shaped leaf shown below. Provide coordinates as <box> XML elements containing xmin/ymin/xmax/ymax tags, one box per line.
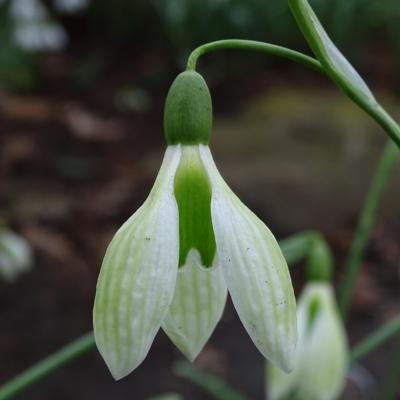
<box><xmin>289</xmin><ymin>0</ymin><xmax>376</xmax><ymax>107</ymax></box>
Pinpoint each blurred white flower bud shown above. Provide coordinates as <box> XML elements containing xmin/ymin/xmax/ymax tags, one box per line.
<box><xmin>267</xmin><ymin>282</ymin><xmax>348</xmax><ymax>400</ymax></box>
<box><xmin>9</xmin><ymin>0</ymin><xmax>68</xmax><ymax>50</ymax></box>
<box><xmin>0</xmin><ymin>228</ymin><xmax>32</xmax><ymax>283</ymax></box>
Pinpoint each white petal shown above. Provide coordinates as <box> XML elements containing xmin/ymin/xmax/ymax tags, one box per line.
<box><xmin>199</xmin><ymin>145</ymin><xmax>297</xmax><ymax>372</ymax></box>
<box><xmin>162</xmin><ymin>249</ymin><xmax>227</xmax><ymax>361</ymax></box>
<box><xmin>93</xmin><ymin>145</ymin><xmax>181</xmax><ymax>380</ymax></box>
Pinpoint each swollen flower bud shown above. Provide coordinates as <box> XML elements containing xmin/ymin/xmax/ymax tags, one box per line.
<box><xmin>164</xmin><ymin>71</ymin><xmax>212</xmax><ymax>145</ymax></box>
<box><xmin>267</xmin><ymin>282</ymin><xmax>348</xmax><ymax>400</ymax></box>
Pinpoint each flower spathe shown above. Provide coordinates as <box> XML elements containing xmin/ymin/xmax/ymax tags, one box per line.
<box><xmin>267</xmin><ymin>282</ymin><xmax>348</xmax><ymax>400</ymax></box>
<box><xmin>93</xmin><ymin>143</ymin><xmax>297</xmax><ymax>380</ymax></box>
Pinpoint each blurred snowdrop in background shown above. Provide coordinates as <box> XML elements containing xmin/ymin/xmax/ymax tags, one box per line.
<box><xmin>10</xmin><ymin>0</ymin><xmax>67</xmax><ymax>50</ymax></box>
<box><xmin>5</xmin><ymin>0</ymin><xmax>89</xmax><ymax>51</ymax></box>
<box><xmin>0</xmin><ymin>225</ymin><xmax>32</xmax><ymax>283</ymax></box>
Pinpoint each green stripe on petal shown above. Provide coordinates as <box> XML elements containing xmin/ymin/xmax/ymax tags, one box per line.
<box><xmin>174</xmin><ymin>145</ymin><xmax>216</xmax><ymax>268</ymax></box>
<box><xmin>93</xmin><ymin>146</ymin><xmax>181</xmax><ymax>380</ymax></box>
<box><xmin>162</xmin><ymin>250</ymin><xmax>227</xmax><ymax>360</ymax></box>
<box><xmin>199</xmin><ymin>145</ymin><xmax>297</xmax><ymax>373</ymax></box>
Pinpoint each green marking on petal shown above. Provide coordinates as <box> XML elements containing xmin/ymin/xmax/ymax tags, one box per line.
<box><xmin>306</xmin><ymin>296</ymin><xmax>320</xmax><ymax>334</ymax></box>
<box><xmin>174</xmin><ymin>146</ymin><xmax>216</xmax><ymax>268</ymax></box>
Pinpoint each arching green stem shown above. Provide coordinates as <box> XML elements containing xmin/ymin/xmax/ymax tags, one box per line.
<box><xmin>339</xmin><ymin>141</ymin><xmax>399</xmax><ymax>319</ymax></box>
<box><xmin>186</xmin><ymin>39</ymin><xmax>325</xmax><ymax>75</ymax></box>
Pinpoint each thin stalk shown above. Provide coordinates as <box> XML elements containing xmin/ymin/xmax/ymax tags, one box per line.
<box><xmin>186</xmin><ymin>37</ymin><xmax>400</xmax><ymax>149</ymax></box>
<box><xmin>186</xmin><ymin>39</ymin><xmax>325</xmax><ymax>75</ymax></box>
<box><xmin>0</xmin><ymin>333</ymin><xmax>94</xmax><ymax>400</ymax></box>
<box><xmin>338</xmin><ymin>140</ymin><xmax>399</xmax><ymax>319</ymax></box>
<box><xmin>350</xmin><ymin>315</ymin><xmax>400</xmax><ymax>365</ymax></box>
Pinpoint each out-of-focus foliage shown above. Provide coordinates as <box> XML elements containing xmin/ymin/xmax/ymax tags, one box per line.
<box><xmin>0</xmin><ymin>0</ymin><xmax>399</xmax><ymax>90</ymax></box>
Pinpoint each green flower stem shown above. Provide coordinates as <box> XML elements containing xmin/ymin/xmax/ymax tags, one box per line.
<box><xmin>186</xmin><ymin>39</ymin><xmax>325</xmax><ymax>75</ymax></box>
<box><xmin>186</xmin><ymin>38</ymin><xmax>400</xmax><ymax>150</ymax></box>
<box><xmin>173</xmin><ymin>362</ymin><xmax>248</xmax><ymax>400</ymax></box>
<box><xmin>0</xmin><ymin>333</ymin><xmax>94</xmax><ymax>400</ymax></box>
<box><xmin>350</xmin><ymin>315</ymin><xmax>400</xmax><ymax>365</ymax></box>
<box><xmin>338</xmin><ymin>140</ymin><xmax>399</xmax><ymax>319</ymax></box>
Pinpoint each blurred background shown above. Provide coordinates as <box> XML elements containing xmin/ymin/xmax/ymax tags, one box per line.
<box><xmin>0</xmin><ymin>0</ymin><xmax>400</xmax><ymax>399</ymax></box>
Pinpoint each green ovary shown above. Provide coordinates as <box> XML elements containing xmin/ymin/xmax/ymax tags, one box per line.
<box><xmin>174</xmin><ymin>146</ymin><xmax>216</xmax><ymax>268</ymax></box>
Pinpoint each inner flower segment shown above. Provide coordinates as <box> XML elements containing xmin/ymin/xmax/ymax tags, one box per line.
<box><xmin>174</xmin><ymin>146</ymin><xmax>216</xmax><ymax>268</ymax></box>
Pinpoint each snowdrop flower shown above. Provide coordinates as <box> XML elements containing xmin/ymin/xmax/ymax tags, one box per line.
<box><xmin>267</xmin><ymin>282</ymin><xmax>348</xmax><ymax>400</ymax></box>
<box><xmin>10</xmin><ymin>0</ymin><xmax>67</xmax><ymax>51</ymax></box>
<box><xmin>0</xmin><ymin>226</ymin><xmax>32</xmax><ymax>282</ymax></box>
<box><xmin>93</xmin><ymin>71</ymin><xmax>297</xmax><ymax>380</ymax></box>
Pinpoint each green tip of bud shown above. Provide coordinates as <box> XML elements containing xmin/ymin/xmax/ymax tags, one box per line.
<box><xmin>164</xmin><ymin>71</ymin><xmax>212</xmax><ymax>145</ymax></box>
